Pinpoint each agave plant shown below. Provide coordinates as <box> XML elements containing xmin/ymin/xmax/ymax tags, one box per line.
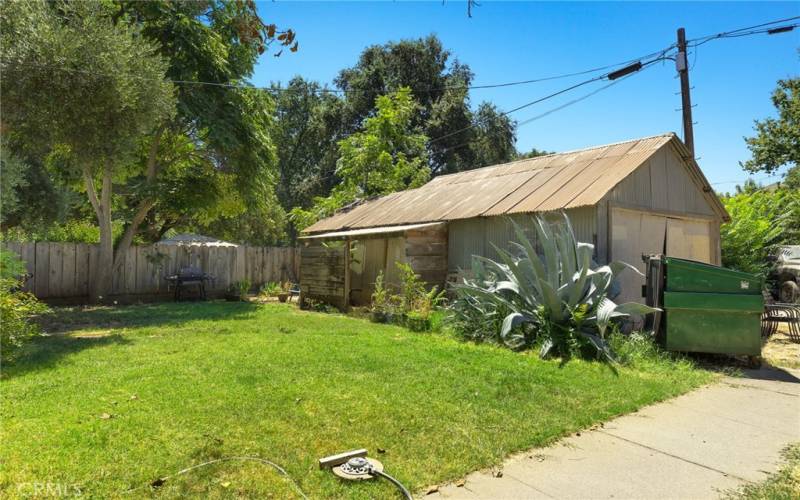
<box><xmin>454</xmin><ymin>212</ymin><xmax>659</xmax><ymax>362</ymax></box>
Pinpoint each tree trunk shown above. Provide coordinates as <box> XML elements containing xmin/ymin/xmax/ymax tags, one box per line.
<box><xmin>85</xmin><ymin>165</ymin><xmax>114</xmax><ymax>303</ymax></box>
<box><xmin>86</xmin><ymin>129</ymin><xmax>164</xmax><ymax>302</ymax></box>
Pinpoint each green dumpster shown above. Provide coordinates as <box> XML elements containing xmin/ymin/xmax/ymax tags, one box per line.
<box><xmin>645</xmin><ymin>256</ymin><xmax>763</xmax><ymax>357</ymax></box>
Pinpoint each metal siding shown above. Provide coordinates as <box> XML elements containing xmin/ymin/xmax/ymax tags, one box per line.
<box><xmin>565</xmin><ymin>207</ymin><xmax>597</xmax><ymax>249</ymax></box>
<box><xmin>447</xmin><ymin>208</ymin><xmax>596</xmax><ymax>272</ymax></box>
<box><xmin>606</xmin><ymin>147</ymin><xmax>717</xmax><ymax>217</ymax></box>
<box><xmin>447</xmin><ymin>218</ymin><xmax>486</xmax><ymax>271</ymax></box>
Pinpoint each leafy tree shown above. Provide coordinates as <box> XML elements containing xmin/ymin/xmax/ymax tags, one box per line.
<box><xmin>720</xmin><ymin>188</ymin><xmax>800</xmax><ymax>275</ymax></box>
<box><xmin>271</xmin><ymin>77</ymin><xmax>346</xmax><ymax>239</ymax></box>
<box><xmin>335</xmin><ymin>35</ymin><xmax>517</xmax><ymax>174</ymax></box>
<box><xmin>1</xmin><ymin>0</ymin><xmax>175</xmax><ymax>300</ymax></box>
<box><xmin>291</xmin><ymin>88</ymin><xmax>430</xmax><ymax>230</ymax></box>
<box><xmin>515</xmin><ymin>147</ymin><xmax>553</xmax><ymax>160</ymax></box>
<box><xmin>110</xmin><ymin>1</ymin><xmax>293</xmax><ymax>246</ymax></box>
<box><xmin>784</xmin><ymin>165</ymin><xmax>800</xmax><ymax>190</ymax></box>
<box><xmin>469</xmin><ymin>103</ymin><xmax>517</xmax><ymax>167</ymax></box>
<box><xmin>743</xmin><ymin>77</ymin><xmax>799</xmax><ymax>176</ymax></box>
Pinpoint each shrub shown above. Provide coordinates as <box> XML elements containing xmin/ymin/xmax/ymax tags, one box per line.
<box><xmin>449</xmin><ymin>285</ymin><xmax>514</xmax><ymax>344</ymax></box>
<box><xmin>370</xmin><ymin>271</ymin><xmax>399</xmax><ymax>322</ymax></box>
<box><xmin>227</xmin><ymin>280</ymin><xmax>251</xmax><ymax>301</ymax></box>
<box><xmin>0</xmin><ymin>248</ymin><xmax>49</xmax><ymax>363</ymax></box>
<box><xmin>450</xmin><ymin>213</ymin><xmax>657</xmax><ymax>362</ymax></box>
<box><xmin>720</xmin><ymin>187</ymin><xmax>800</xmax><ymax>275</ymax></box>
<box><xmin>259</xmin><ymin>281</ymin><xmax>282</xmax><ymax>297</ymax></box>
<box><xmin>370</xmin><ymin>263</ymin><xmax>445</xmax><ymax>331</ymax></box>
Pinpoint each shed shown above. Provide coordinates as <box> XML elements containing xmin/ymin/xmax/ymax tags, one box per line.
<box><xmin>300</xmin><ymin>133</ymin><xmax>729</xmax><ymax>308</ymax></box>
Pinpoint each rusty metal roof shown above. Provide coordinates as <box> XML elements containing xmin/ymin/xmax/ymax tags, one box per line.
<box><xmin>304</xmin><ymin>133</ymin><xmax>725</xmax><ymax>234</ymax></box>
<box><xmin>299</xmin><ymin>222</ymin><xmax>445</xmax><ymax>241</ymax></box>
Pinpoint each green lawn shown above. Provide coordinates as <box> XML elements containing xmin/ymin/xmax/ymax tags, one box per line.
<box><xmin>1</xmin><ymin>302</ymin><xmax>712</xmax><ymax>498</ymax></box>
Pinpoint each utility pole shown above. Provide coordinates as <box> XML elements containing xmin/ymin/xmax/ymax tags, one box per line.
<box><xmin>676</xmin><ymin>27</ymin><xmax>695</xmax><ymax>157</ymax></box>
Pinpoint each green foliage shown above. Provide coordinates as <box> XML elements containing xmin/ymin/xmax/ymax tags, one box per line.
<box><xmin>720</xmin><ymin>187</ymin><xmax>800</xmax><ymax>275</ymax></box>
<box><xmin>1</xmin><ymin>0</ymin><xmax>176</xmax><ymax>174</ymax></box>
<box><xmin>335</xmin><ymin>35</ymin><xmax>517</xmax><ymax>175</ymax></box>
<box><xmin>271</xmin><ymin>77</ymin><xmax>346</xmax><ymax>239</ymax></box>
<box><xmin>0</xmin><ymin>145</ymin><xmax>28</xmax><ymax>221</ymax></box>
<box><xmin>0</xmin><ymin>249</ymin><xmax>49</xmax><ymax>363</ymax></box>
<box><xmin>291</xmin><ymin>88</ymin><xmax>431</xmax><ymax>230</ymax></box>
<box><xmin>743</xmin><ymin>77</ymin><xmax>799</xmax><ymax>175</ymax></box>
<box><xmin>0</xmin><ymin>248</ymin><xmax>27</xmax><ymax>281</ymax></box>
<box><xmin>451</xmin><ymin>213</ymin><xmax>657</xmax><ymax>362</ymax></box>
<box><xmin>230</xmin><ymin>280</ymin><xmax>252</xmax><ymax>300</ymax></box>
<box><xmin>370</xmin><ymin>263</ymin><xmax>445</xmax><ymax>331</ymax></box>
<box><xmin>259</xmin><ymin>282</ymin><xmax>282</xmax><ymax>297</ymax></box>
<box><xmin>448</xmin><ymin>292</ymin><xmax>513</xmax><ymax>344</ymax></box>
<box><xmin>469</xmin><ymin>102</ymin><xmax>517</xmax><ymax>168</ymax></box>
<box><xmin>1</xmin><ymin>220</ymin><xmax>137</xmax><ymax>245</ymax></box>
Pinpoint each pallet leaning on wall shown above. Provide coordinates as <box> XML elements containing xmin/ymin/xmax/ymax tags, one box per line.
<box><xmin>3</xmin><ymin>242</ymin><xmax>300</xmax><ymax>302</ymax></box>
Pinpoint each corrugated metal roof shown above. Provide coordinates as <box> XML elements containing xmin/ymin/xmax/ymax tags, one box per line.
<box><xmin>298</xmin><ymin>222</ymin><xmax>445</xmax><ymax>241</ymax></box>
<box><xmin>304</xmin><ymin>133</ymin><xmax>724</xmax><ymax>234</ymax></box>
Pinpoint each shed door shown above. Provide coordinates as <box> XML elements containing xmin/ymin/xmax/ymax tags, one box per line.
<box><xmin>611</xmin><ymin>208</ymin><xmax>715</xmax><ymax>303</ymax></box>
<box><xmin>665</xmin><ymin>218</ymin><xmax>713</xmax><ymax>263</ymax></box>
<box><xmin>610</xmin><ymin>208</ymin><xmax>667</xmax><ymax>304</ymax></box>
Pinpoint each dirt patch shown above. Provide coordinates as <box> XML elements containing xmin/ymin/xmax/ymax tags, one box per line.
<box><xmin>763</xmin><ymin>325</ymin><xmax>800</xmax><ymax>369</ymax></box>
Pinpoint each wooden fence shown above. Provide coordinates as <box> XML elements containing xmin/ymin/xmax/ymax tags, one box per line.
<box><xmin>3</xmin><ymin>241</ymin><xmax>300</xmax><ymax>300</ymax></box>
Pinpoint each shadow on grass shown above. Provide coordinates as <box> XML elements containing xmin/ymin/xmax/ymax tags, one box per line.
<box><xmin>39</xmin><ymin>300</ymin><xmax>264</xmax><ymax>334</ymax></box>
<box><xmin>2</xmin><ymin>333</ymin><xmax>131</xmax><ymax>380</ymax></box>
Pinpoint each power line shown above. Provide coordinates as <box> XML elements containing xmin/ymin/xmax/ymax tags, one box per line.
<box><xmin>5</xmin><ymin>46</ymin><xmax>674</xmax><ymax>97</ymax></box>
<box><xmin>687</xmin><ymin>16</ymin><xmax>800</xmax><ymax>47</ymax></box>
<box><xmin>710</xmin><ymin>175</ymin><xmax>780</xmax><ymax>186</ymax></box>
<box><xmin>431</xmin><ymin>53</ymin><xmax>672</xmax><ymax>147</ymax></box>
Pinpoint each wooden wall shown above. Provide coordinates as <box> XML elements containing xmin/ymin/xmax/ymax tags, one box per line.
<box><xmin>405</xmin><ymin>223</ymin><xmax>448</xmax><ymax>288</ymax></box>
<box><xmin>3</xmin><ymin>242</ymin><xmax>299</xmax><ymax>301</ymax></box>
<box><xmin>299</xmin><ymin>223</ymin><xmax>448</xmax><ymax>310</ymax></box>
<box><xmin>298</xmin><ymin>242</ymin><xmax>347</xmax><ymax>310</ymax></box>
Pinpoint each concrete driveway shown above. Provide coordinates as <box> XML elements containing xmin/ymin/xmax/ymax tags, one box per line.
<box><xmin>428</xmin><ymin>367</ymin><xmax>800</xmax><ymax>499</ymax></box>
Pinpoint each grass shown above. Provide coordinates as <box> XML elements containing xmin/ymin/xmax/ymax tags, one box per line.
<box><xmin>1</xmin><ymin>302</ymin><xmax>713</xmax><ymax>498</ymax></box>
<box><xmin>726</xmin><ymin>443</ymin><xmax>800</xmax><ymax>500</ymax></box>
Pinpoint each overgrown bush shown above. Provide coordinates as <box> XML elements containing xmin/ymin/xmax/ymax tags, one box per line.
<box><xmin>370</xmin><ymin>263</ymin><xmax>445</xmax><ymax>331</ymax></box>
<box><xmin>448</xmin><ymin>290</ymin><xmax>513</xmax><ymax>344</ymax></box>
<box><xmin>1</xmin><ymin>248</ymin><xmax>49</xmax><ymax>363</ymax></box>
<box><xmin>450</xmin><ymin>213</ymin><xmax>657</xmax><ymax>363</ymax></box>
<box><xmin>720</xmin><ymin>187</ymin><xmax>800</xmax><ymax>275</ymax></box>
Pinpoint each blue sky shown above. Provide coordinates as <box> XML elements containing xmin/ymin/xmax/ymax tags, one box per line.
<box><xmin>251</xmin><ymin>1</ymin><xmax>799</xmax><ymax>189</ymax></box>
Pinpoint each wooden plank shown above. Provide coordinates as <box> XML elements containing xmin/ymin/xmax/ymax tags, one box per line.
<box><xmin>48</xmin><ymin>242</ymin><xmax>63</xmax><ymax>297</ymax></box>
<box><xmin>34</xmin><ymin>242</ymin><xmax>50</xmax><ymax>298</ymax></box>
<box><xmin>75</xmin><ymin>244</ymin><xmax>90</xmax><ymax>296</ymax></box>
<box><xmin>61</xmin><ymin>243</ymin><xmax>77</xmax><ymax>297</ymax></box>
<box><xmin>112</xmin><ymin>248</ymin><xmax>124</xmax><ymax>295</ymax></box>
<box><xmin>234</xmin><ymin>246</ymin><xmax>246</xmax><ymax>283</ymax></box>
<box><xmin>246</xmin><ymin>247</ymin><xmax>257</xmax><ymax>285</ymax></box>
<box><xmin>124</xmin><ymin>246</ymin><xmax>137</xmax><ymax>294</ymax></box>
<box><xmin>407</xmin><ymin>255</ymin><xmax>447</xmax><ymax>272</ymax></box>
<box><xmin>88</xmin><ymin>244</ymin><xmax>100</xmax><ymax>297</ymax></box>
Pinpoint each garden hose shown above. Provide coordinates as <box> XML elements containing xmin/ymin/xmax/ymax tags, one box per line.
<box><xmin>126</xmin><ymin>456</ymin><xmax>308</xmax><ymax>499</ymax></box>
<box><xmin>368</xmin><ymin>465</ymin><xmax>413</xmax><ymax>500</ymax></box>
